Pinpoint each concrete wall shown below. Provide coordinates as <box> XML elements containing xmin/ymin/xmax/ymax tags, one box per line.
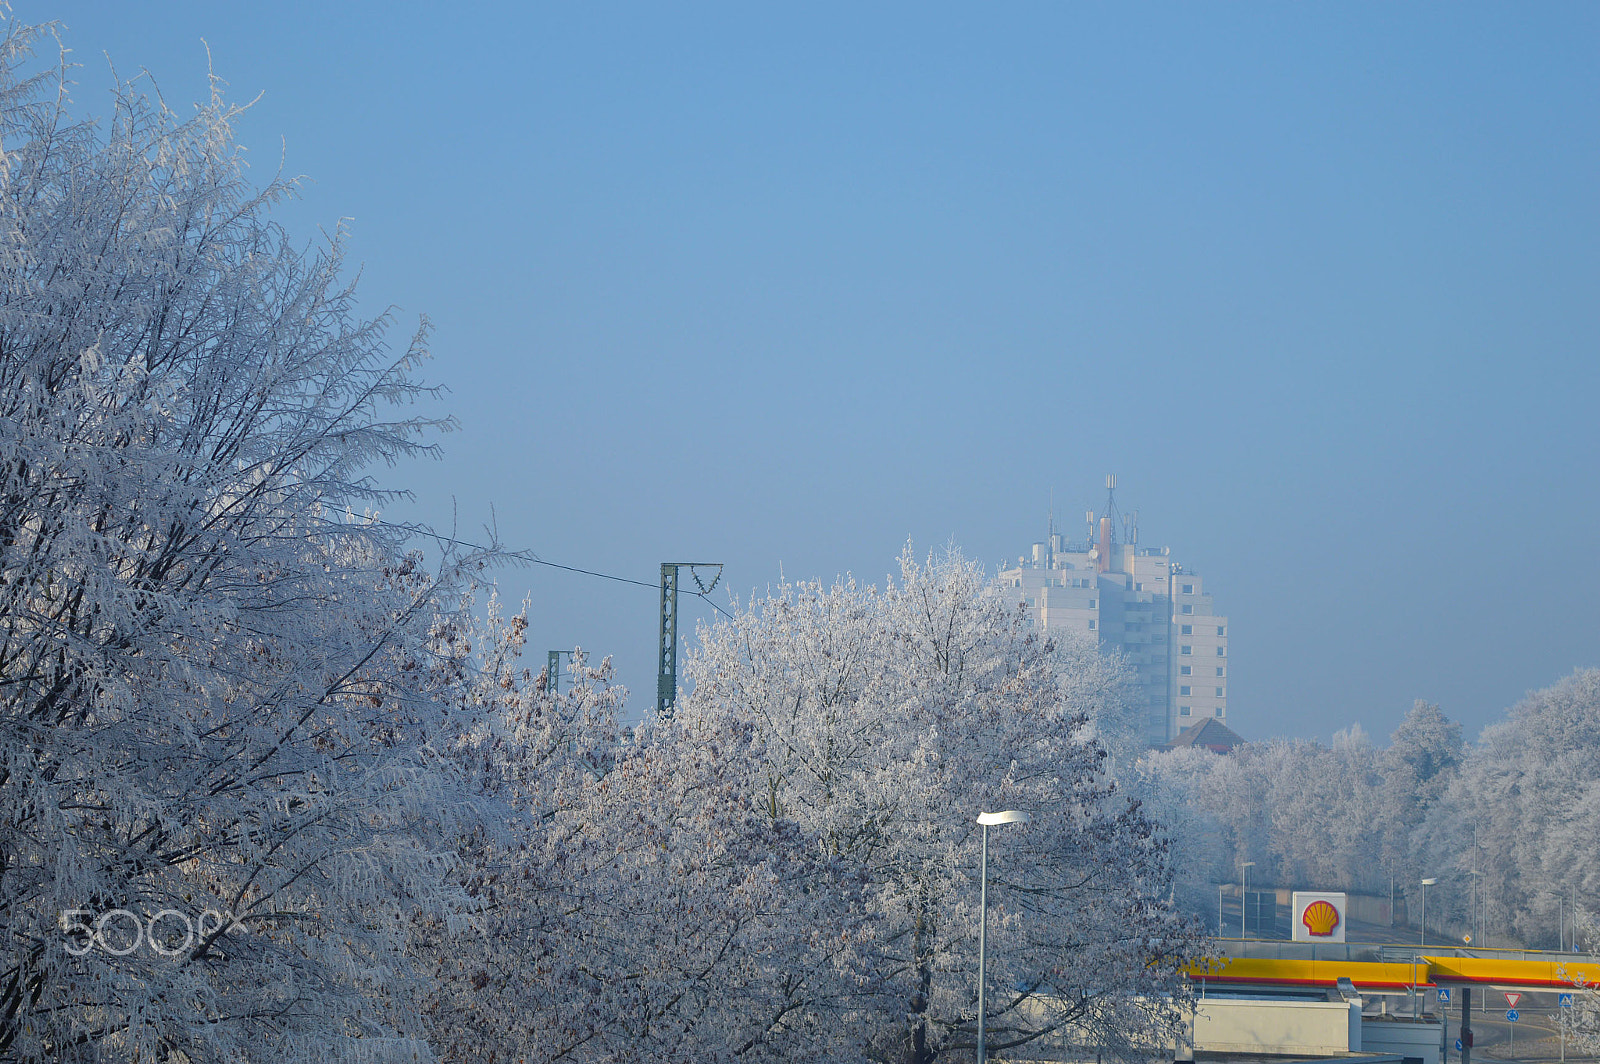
<box><xmin>1349</xmin><ymin>892</ymin><xmax>1397</xmax><ymax>926</ymax></box>
<box><xmin>1189</xmin><ymin>997</ymin><xmax>1362</xmax><ymax>1057</ymax></box>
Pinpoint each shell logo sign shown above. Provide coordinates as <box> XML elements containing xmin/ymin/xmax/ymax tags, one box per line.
<box><xmin>1302</xmin><ymin>900</ymin><xmax>1340</xmax><ymax>936</ymax></box>
<box><xmin>1292</xmin><ymin>892</ymin><xmax>1348</xmax><ymax>942</ymax></box>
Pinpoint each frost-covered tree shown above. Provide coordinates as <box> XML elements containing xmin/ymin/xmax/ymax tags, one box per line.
<box><xmin>1373</xmin><ymin>701</ymin><xmax>1463</xmax><ymax>906</ymax></box>
<box><xmin>1383</xmin><ymin>701</ymin><xmax>1465</xmax><ymax>808</ymax></box>
<box><xmin>0</xmin><ymin>23</ymin><xmax>481</xmax><ymax>1062</ymax></box>
<box><xmin>1285</xmin><ymin>726</ymin><xmax>1384</xmax><ymax>891</ymax></box>
<box><xmin>678</xmin><ymin>548</ymin><xmax>1199</xmax><ymax>1064</ymax></box>
<box><xmin>1417</xmin><ymin>669</ymin><xmax>1600</xmax><ymax>948</ymax></box>
<box><xmin>1130</xmin><ymin>747</ymin><xmax>1237</xmax><ymax>924</ymax></box>
<box><xmin>1136</xmin><ymin>731</ymin><xmax>1385</xmax><ymax>896</ymax></box>
<box><xmin>413</xmin><ymin>604</ymin><xmax>623</xmax><ymax>1064</ymax></box>
<box><xmin>1562</xmin><ymin>912</ymin><xmax>1600</xmax><ymax>1055</ymax></box>
<box><xmin>417</xmin><ymin>598</ymin><xmax>870</xmax><ymax>1064</ymax></box>
<box><xmin>1133</xmin><ymin>709</ymin><xmax>1456</xmax><ymax>911</ymax></box>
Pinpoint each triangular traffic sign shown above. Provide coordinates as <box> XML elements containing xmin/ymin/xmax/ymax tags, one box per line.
<box><xmin>1504</xmin><ymin>992</ymin><xmax>1522</xmax><ymax>1008</ymax></box>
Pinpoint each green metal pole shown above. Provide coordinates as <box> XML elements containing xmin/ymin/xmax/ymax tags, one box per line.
<box><xmin>655</xmin><ymin>562</ymin><xmax>722</xmax><ymax>721</ymax></box>
<box><xmin>657</xmin><ymin>563</ymin><xmax>679</xmax><ymax>719</ymax></box>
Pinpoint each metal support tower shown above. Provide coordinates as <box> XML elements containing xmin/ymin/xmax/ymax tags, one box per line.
<box><xmin>547</xmin><ymin>650</ymin><xmax>574</xmax><ymax>694</ymax></box>
<box><xmin>656</xmin><ymin>562</ymin><xmax>722</xmax><ymax>720</ymax></box>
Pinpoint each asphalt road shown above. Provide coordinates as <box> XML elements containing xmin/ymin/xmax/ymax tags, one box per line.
<box><xmin>1444</xmin><ymin>992</ymin><xmax>1588</xmax><ymax>1063</ymax></box>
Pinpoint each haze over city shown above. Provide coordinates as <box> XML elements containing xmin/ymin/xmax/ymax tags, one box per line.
<box><xmin>43</xmin><ymin>2</ymin><xmax>1598</xmax><ymax>744</ymax></box>
<box><xmin>9</xmin><ymin>6</ymin><xmax>1600</xmax><ymax>1064</ymax></box>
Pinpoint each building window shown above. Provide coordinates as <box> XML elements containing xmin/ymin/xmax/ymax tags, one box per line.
<box><xmin>1217</xmin><ymin>625</ymin><xmax>1226</xmax><ymax>636</ymax></box>
<box><xmin>1214</xmin><ymin>708</ymin><xmax>1224</xmax><ymax>718</ymax></box>
<box><xmin>1179</xmin><ymin>705</ymin><xmax>1192</xmax><ymax>716</ymax></box>
<box><xmin>1216</xmin><ymin>667</ymin><xmax>1225</xmax><ymax>676</ymax></box>
<box><xmin>1215</xmin><ymin>686</ymin><xmax>1224</xmax><ymax>696</ymax></box>
<box><xmin>1216</xmin><ymin>646</ymin><xmax>1226</xmax><ymax>656</ymax></box>
<box><xmin>1180</xmin><ymin>665</ymin><xmax>1192</xmax><ymax>676</ymax></box>
<box><xmin>1180</xmin><ymin>624</ymin><xmax>1192</xmax><ymax>635</ymax></box>
<box><xmin>1135</xmin><ymin>582</ymin><xmax>1143</xmax><ymax>591</ymax></box>
<box><xmin>1088</xmin><ymin>599</ymin><xmax>1096</xmax><ymax>609</ymax></box>
<box><xmin>1087</xmin><ymin>619</ymin><xmax>1096</xmax><ymax>631</ymax></box>
<box><xmin>1181</xmin><ymin>645</ymin><xmax>1192</xmax><ymax>655</ymax></box>
<box><xmin>1182</xmin><ymin>583</ymin><xmax>1194</xmax><ymax>594</ymax></box>
<box><xmin>1181</xmin><ymin>604</ymin><xmax>1193</xmax><ymax>615</ymax></box>
<box><xmin>1180</xmin><ymin>686</ymin><xmax>1191</xmax><ymax>696</ymax></box>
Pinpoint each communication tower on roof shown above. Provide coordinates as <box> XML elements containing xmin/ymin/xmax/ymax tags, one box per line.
<box><xmin>1104</xmin><ymin>474</ymin><xmax>1122</xmax><ymax>548</ymax></box>
<box><xmin>1046</xmin><ymin>489</ymin><xmax>1055</xmax><ymax>567</ymax></box>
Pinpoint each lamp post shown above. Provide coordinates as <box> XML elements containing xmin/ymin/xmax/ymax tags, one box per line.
<box><xmin>1240</xmin><ymin>861</ymin><xmax>1256</xmax><ymax>946</ymax></box>
<box><xmin>976</xmin><ymin>810</ymin><xmax>1030</xmax><ymax>1064</ymax></box>
<box><xmin>1420</xmin><ymin>878</ymin><xmax>1437</xmax><ymax>947</ymax></box>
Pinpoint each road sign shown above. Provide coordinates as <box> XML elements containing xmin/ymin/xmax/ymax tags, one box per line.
<box><xmin>1463</xmin><ymin>933</ymin><xmax>1472</xmax><ymax>944</ymax></box>
<box><xmin>1455</xmin><ymin>1040</ymin><xmax>1464</xmax><ymax>1052</ymax></box>
<box><xmin>1505</xmin><ymin>992</ymin><xmax>1522</xmax><ymax>1008</ymax></box>
<box><xmin>1559</xmin><ymin>993</ymin><xmax>1574</xmax><ymax>1008</ymax></box>
<box><xmin>1506</xmin><ymin>1009</ymin><xmax>1519</xmax><ymax>1022</ymax></box>
<box><xmin>1439</xmin><ymin>988</ymin><xmax>1452</xmax><ymax>1004</ymax></box>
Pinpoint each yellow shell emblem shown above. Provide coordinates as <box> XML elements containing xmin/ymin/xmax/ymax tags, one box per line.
<box><xmin>1302</xmin><ymin>899</ymin><xmax>1340</xmax><ymax>936</ymax></box>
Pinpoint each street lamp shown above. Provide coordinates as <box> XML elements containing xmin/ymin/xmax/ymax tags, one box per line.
<box><xmin>976</xmin><ymin>810</ymin><xmax>1031</xmax><ymax>1064</ymax></box>
<box><xmin>1420</xmin><ymin>878</ymin><xmax>1438</xmax><ymax>947</ymax></box>
<box><xmin>1240</xmin><ymin>861</ymin><xmax>1256</xmax><ymax>944</ymax></box>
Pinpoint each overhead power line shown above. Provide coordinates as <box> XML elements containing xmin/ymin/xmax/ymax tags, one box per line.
<box><xmin>399</xmin><ymin>525</ymin><xmax>737</xmax><ymax>621</ymax></box>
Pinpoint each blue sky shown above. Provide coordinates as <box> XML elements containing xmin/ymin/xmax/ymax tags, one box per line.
<box><xmin>45</xmin><ymin>2</ymin><xmax>1599</xmax><ymax>743</ymax></box>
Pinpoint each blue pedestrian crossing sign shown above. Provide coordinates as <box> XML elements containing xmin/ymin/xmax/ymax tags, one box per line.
<box><xmin>1439</xmin><ymin>988</ymin><xmax>1452</xmax><ymax>1004</ymax></box>
<box><xmin>1506</xmin><ymin>1009</ymin><xmax>1519</xmax><ymax>1022</ymax></box>
<box><xmin>1559</xmin><ymin>993</ymin><xmax>1574</xmax><ymax>1008</ymax></box>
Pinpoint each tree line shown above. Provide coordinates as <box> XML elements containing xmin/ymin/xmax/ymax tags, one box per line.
<box><xmin>1130</xmin><ymin>674</ymin><xmax>1600</xmax><ymax>954</ymax></box>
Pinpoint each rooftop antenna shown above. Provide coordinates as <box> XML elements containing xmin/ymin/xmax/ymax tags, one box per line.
<box><xmin>1104</xmin><ymin>474</ymin><xmax>1121</xmax><ymax>548</ymax></box>
<box><xmin>1047</xmin><ymin>489</ymin><xmax>1055</xmax><ymax>566</ymax></box>
<box><xmin>1085</xmin><ymin>510</ymin><xmax>1095</xmax><ymax>545</ymax></box>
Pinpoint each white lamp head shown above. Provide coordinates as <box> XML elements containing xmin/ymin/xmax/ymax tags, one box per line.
<box><xmin>977</xmin><ymin>810</ymin><xmax>1031</xmax><ymax>826</ymax></box>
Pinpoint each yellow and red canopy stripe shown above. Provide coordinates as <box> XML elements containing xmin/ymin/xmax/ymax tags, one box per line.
<box><xmin>1185</xmin><ymin>956</ymin><xmax>1600</xmax><ymax>992</ymax></box>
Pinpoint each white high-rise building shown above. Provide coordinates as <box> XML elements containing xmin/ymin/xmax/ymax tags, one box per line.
<box><xmin>997</xmin><ymin>477</ymin><xmax>1228</xmax><ymax>746</ymax></box>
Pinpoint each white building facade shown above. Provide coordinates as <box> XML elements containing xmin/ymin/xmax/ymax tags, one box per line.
<box><xmin>997</xmin><ymin>483</ymin><xmax>1228</xmax><ymax>746</ymax></box>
